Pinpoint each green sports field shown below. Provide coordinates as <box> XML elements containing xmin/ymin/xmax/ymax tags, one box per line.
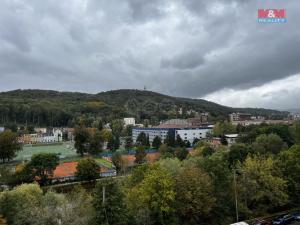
<box><xmin>15</xmin><ymin>143</ymin><xmax>78</xmax><ymax>161</ymax></box>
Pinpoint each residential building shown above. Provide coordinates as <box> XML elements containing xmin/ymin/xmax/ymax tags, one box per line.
<box><xmin>132</xmin><ymin>127</ymin><xmax>172</xmax><ymax>144</ymax></box>
<box><xmin>175</xmin><ymin>128</ymin><xmax>212</xmax><ymax>144</ymax></box>
<box><xmin>132</xmin><ymin>126</ymin><xmax>212</xmax><ymax>145</ymax></box>
<box><xmin>229</xmin><ymin>113</ymin><xmax>252</xmax><ymax>122</ymax></box>
<box><xmin>224</xmin><ymin>134</ymin><xmax>238</xmax><ymax>146</ymax></box>
<box><xmin>123</xmin><ymin>117</ymin><xmax>135</xmax><ymax>126</ymax></box>
<box><xmin>18</xmin><ymin>128</ymin><xmax>63</xmax><ymax>144</ymax></box>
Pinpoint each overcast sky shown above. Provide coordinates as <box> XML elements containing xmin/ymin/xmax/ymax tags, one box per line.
<box><xmin>0</xmin><ymin>0</ymin><xmax>299</xmax><ymax>109</ymax></box>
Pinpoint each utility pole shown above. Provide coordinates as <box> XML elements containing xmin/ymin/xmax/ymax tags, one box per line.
<box><xmin>102</xmin><ymin>185</ymin><xmax>106</xmax><ymax>205</ymax></box>
<box><xmin>233</xmin><ymin>169</ymin><xmax>239</xmax><ymax>222</ymax></box>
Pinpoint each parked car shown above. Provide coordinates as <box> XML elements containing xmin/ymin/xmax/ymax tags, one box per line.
<box><xmin>294</xmin><ymin>212</ymin><xmax>300</xmax><ymax>221</ymax></box>
<box><xmin>272</xmin><ymin>214</ymin><xmax>294</xmax><ymax>225</ymax></box>
<box><xmin>252</xmin><ymin>219</ymin><xmax>271</xmax><ymax>225</ymax></box>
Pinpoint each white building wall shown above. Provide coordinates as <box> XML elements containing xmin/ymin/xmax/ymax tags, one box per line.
<box><xmin>175</xmin><ymin>128</ymin><xmax>211</xmax><ymax>143</ymax></box>
<box><xmin>124</xmin><ymin>118</ymin><xmax>135</xmax><ymax>126</ymax></box>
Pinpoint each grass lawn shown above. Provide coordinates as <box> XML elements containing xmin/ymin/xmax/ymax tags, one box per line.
<box><xmin>94</xmin><ymin>158</ymin><xmax>114</xmax><ymax>169</ymax></box>
<box><xmin>15</xmin><ymin>143</ymin><xmax>78</xmax><ymax>161</ymax></box>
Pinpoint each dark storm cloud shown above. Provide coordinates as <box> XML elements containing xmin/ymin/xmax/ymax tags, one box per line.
<box><xmin>0</xmin><ymin>0</ymin><xmax>299</xmax><ymax>108</ymax></box>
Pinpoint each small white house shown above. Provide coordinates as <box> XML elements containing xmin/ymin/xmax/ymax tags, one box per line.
<box><xmin>124</xmin><ymin>118</ymin><xmax>135</xmax><ymax>126</ymax></box>
<box><xmin>0</xmin><ymin>127</ymin><xmax>4</xmax><ymax>133</ymax></box>
<box><xmin>225</xmin><ymin>134</ymin><xmax>239</xmax><ymax>146</ymax></box>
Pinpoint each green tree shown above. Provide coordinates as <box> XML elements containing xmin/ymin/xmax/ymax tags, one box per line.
<box><xmin>252</xmin><ymin>133</ymin><xmax>286</xmax><ymax>155</ymax></box>
<box><xmin>238</xmin><ymin>155</ymin><xmax>288</xmax><ymax>216</ymax></box>
<box><xmin>126</xmin><ymin>165</ymin><xmax>177</xmax><ymax>225</ymax></box>
<box><xmin>88</xmin><ymin>130</ymin><xmax>103</xmax><ymax>155</ymax></box>
<box><xmin>290</xmin><ymin>121</ymin><xmax>300</xmax><ymax>144</ymax></box>
<box><xmin>158</xmin><ymin>143</ymin><xmax>174</xmax><ymax>159</ymax></box>
<box><xmin>213</xmin><ymin>121</ymin><xmax>236</xmax><ymax>136</ymax></box>
<box><xmin>175</xmin><ymin>134</ymin><xmax>185</xmax><ymax>147</ymax></box>
<box><xmin>152</xmin><ymin>136</ymin><xmax>162</xmax><ymax>149</ymax></box>
<box><xmin>227</xmin><ymin>143</ymin><xmax>249</xmax><ymax>168</ymax></box>
<box><xmin>175</xmin><ymin>167</ymin><xmax>215</xmax><ymax>224</ymax></box>
<box><xmin>26</xmin><ymin>153</ymin><xmax>59</xmax><ymax>185</ymax></box>
<box><xmin>76</xmin><ymin>158</ymin><xmax>100</xmax><ymax>181</ymax></box>
<box><xmin>0</xmin><ymin>183</ymin><xmax>43</xmax><ymax>225</ymax></box>
<box><xmin>135</xmin><ymin>145</ymin><xmax>147</xmax><ymax>164</ymax></box>
<box><xmin>201</xmin><ymin>145</ymin><xmax>215</xmax><ymax>158</ymax></box>
<box><xmin>74</xmin><ymin>126</ymin><xmax>89</xmax><ymax>157</ymax></box>
<box><xmin>174</xmin><ymin>147</ymin><xmax>189</xmax><ymax>161</ymax></box>
<box><xmin>93</xmin><ymin>178</ymin><xmax>129</xmax><ymax>225</ymax></box>
<box><xmin>0</xmin><ymin>184</ymin><xmax>94</xmax><ymax>225</ymax></box>
<box><xmin>164</xmin><ymin>130</ymin><xmax>175</xmax><ymax>147</ymax></box>
<box><xmin>277</xmin><ymin>144</ymin><xmax>300</xmax><ymax>204</ymax></box>
<box><xmin>125</xmin><ymin>137</ymin><xmax>133</xmax><ymax>151</ymax></box>
<box><xmin>0</xmin><ymin>130</ymin><xmax>22</xmax><ymax>163</ymax></box>
<box><xmin>112</xmin><ymin>151</ymin><xmax>122</xmax><ymax>173</ymax></box>
<box><xmin>136</xmin><ymin>132</ymin><xmax>148</xmax><ymax>146</ymax></box>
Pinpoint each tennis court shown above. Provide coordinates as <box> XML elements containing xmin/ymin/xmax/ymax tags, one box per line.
<box><xmin>15</xmin><ymin>143</ymin><xmax>78</xmax><ymax>161</ymax></box>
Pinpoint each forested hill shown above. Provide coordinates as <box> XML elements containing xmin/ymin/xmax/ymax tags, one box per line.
<box><xmin>0</xmin><ymin>89</ymin><xmax>288</xmax><ymax>126</ymax></box>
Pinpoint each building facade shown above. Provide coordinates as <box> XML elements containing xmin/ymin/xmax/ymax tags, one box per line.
<box><xmin>175</xmin><ymin>128</ymin><xmax>212</xmax><ymax>144</ymax></box>
<box><xmin>123</xmin><ymin>117</ymin><xmax>136</xmax><ymax>126</ymax></box>
<box><xmin>132</xmin><ymin>126</ymin><xmax>212</xmax><ymax>145</ymax></box>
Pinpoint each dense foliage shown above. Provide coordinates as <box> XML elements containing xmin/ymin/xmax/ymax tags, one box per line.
<box><xmin>0</xmin><ymin>89</ymin><xmax>288</xmax><ymax>127</ymax></box>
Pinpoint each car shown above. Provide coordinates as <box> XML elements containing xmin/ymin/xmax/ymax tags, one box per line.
<box><xmin>272</xmin><ymin>214</ymin><xmax>294</xmax><ymax>225</ymax></box>
<box><xmin>294</xmin><ymin>212</ymin><xmax>300</xmax><ymax>221</ymax></box>
<box><xmin>252</xmin><ymin>219</ymin><xmax>271</xmax><ymax>225</ymax></box>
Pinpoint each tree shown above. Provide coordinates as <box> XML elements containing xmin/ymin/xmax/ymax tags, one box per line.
<box><xmin>76</xmin><ymin>158</ymin><xmax>100</xmax><ymax>181</ymax></box>
<box><xmin>220</xmin><ymin>135</ymin><xmax>228</xmax><ymax>145</ymax></box>
<box><xmin>0</xmin><ymin>183</ymin><xmax>43</xmax><ymax>225</ymax></box>
<box><xmin>112</xmin><ymin>151</ymin><xmax>122</xmax><ymax>173</ymax></box>
<box><xmin>175</xmin><ymin>134</ymin><xmax>185</xmax><ymax>147</ymax></box>
<box><xmin>227</xmin><ymin>143</ymin><xmax>249</xmax><ymax>168</ymax></box>
<box><xmin>125</xmin><ymin>137</ymin><xmax>133</xmax><ymax>151</ymax></box>
<box><xmin>252</xmin><ymin>133</ymin><xmax>286</xmax><ymax>155</ymax></box>
<box><xmin>164</xmin><ymin>130</ymin><xmax>175</xmax><ymax>147</ymax></box>
<box><xmin>136</xmin><ymin>132</ymin><xmax>148</xmax><ymax>146</ymax></box>
<box><xmin>174</xmin><ymin>147</ymin><xmax>189</xmax><ymax>161</ymax></box>
<box><xmin>152</xmin><ymin>136</ymin><xmax>162</xmax><ymax>149</ymax></box>
<box><xmin>0</xmin><ymin>130</ymin><xmax>22</xmax><ymax>163</ymax></box>
<box><xmin>74</xmin><ymin>126</ymin><xmax>89</xmax><ymax>156</ymax></box>
<box><xmin>213</xmin><ymin>121</ymin><xmax>236</xmax><ymax>136</ymax></box>
<box><xmin>175</xmin><ymin>167</ymin><xmax>216</xmax><ymax>224</ymax></box>
<box><xmin>145</xmin><ymin>135</ymin><xmax>150</xmax><ymax>148</ymax></box>
<box><xmin>192</xmin><ymin>138</ymin><xmax>200</xmax><ymax>146</ymax></box>
<box><xmin>185</xmin><ymin>140</ymin><xmax>191</xmax><ymax>148</ymax></box>
<box><xmin>26</xmin><ymin>153</ymin><xmax>59</xmax><ymax>185</ymax></box>
<box><xmin>158</xmin><ymin>143</ymin><xmax>174</xmax><ymax>159</ymax></box>
<box><xmin>196</xmin><ymin>151</ymin><xmax>235</xmax><ymax>224</ymax></box>
<box><xmin>277</xmin><ymin>144</ymin><xmax>300</xmax><ymax>204</ymax></box>
<box><xmin>201</xmin><ymin>145</ymin><xmax>214</xmax><ymax>158</ymax></box>
<box><xmin>237</xmin><ymin>155</ymin><xmax>288</xmax><ymax>216</ymax></box>
<box><xmin>88</xmin><ymin>130</ymin><xmax>103</xmax><ymax>155</ymax></box>
<box><xmin>126</xmin><ymin>165</ymin><xmax>177</xmax><ymax>225</ymax></box>
<box><xmin>93</xmin><ymin>178</ymin><xmax>129</xmax><ymax>225</ymax></box>
<box><xmin>113</xmin><ymin>135</ymin><xmax>120</xmax><ymax>150</ymax></box>
<box><xmin>289</xmin><ymin>121</ymin><xmax>300</xmax><ymax>144</ymax></box>
<box><xmin>0</xmin><ymin>184</ymin><xmax>94</xmax><ymax>225</ymax></box>
<box><xmin>135</xmin><ymin>146</ymin><xmax>147</xmax><ymax>164</ymax></box>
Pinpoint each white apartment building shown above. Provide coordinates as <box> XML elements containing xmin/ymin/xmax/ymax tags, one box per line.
<box><xmin>123</xmin><ymin>117</ymin><xmax>135</xmax><ymax>126</ymax></box>
<box><xmin>175</xmin><ymin>128</ymin><xmax>212</xmax><ymax>143</ymax></box>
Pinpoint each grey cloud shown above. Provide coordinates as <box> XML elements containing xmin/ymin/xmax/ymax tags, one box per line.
<box><xmin>0</xmin><ymin>0</ymin><xmax>299</xmax><ymax>109</ymax></box>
